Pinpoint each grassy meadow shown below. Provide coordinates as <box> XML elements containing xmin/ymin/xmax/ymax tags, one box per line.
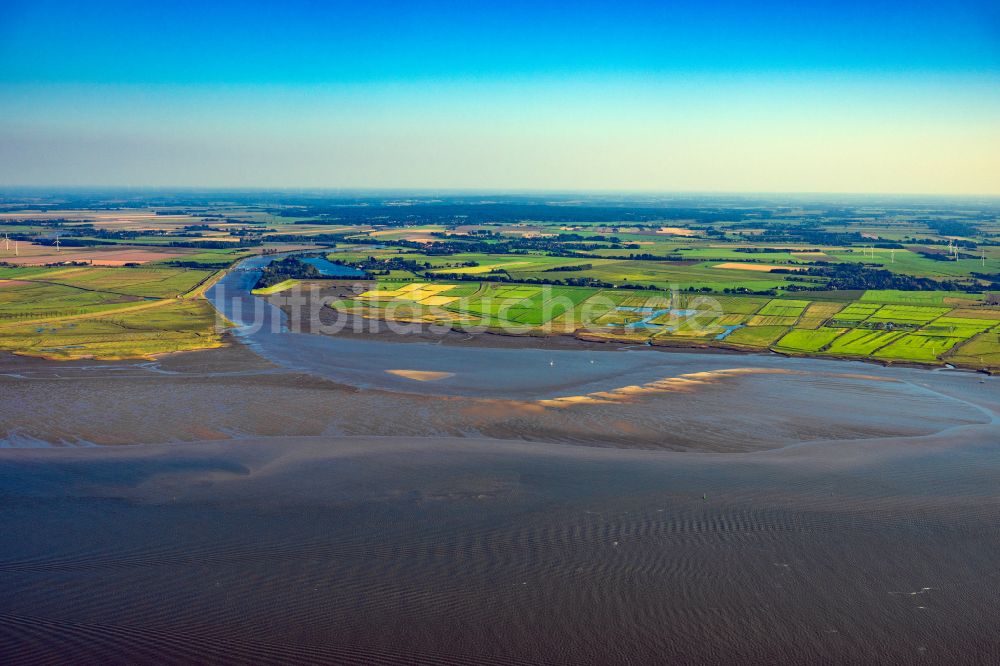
<box><xmin>0</xmin><ymin>265</ymin><xmax>224</xmax><ymax>359</ymax></box>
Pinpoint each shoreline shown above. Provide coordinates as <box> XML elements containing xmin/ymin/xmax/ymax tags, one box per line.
<box><xmin>8</xmin><ymin>255</ymin><xmax>993</xmax><ymax>375</ymax></box>
<box><xmin>272</xmin><ymin>290</ymin><xmax>994</xmax><ymax>375</ymax></box>
<box><xmin>4</xmin><ymin>294</ymin><xmax>995</xmax><ymax>452</ymax></box>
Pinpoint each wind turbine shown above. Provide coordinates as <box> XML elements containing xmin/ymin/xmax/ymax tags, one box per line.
<box><xmin>3</xmin><ymin>233</ymin><xmax>8</xmax><ymax>251</ymax></box>
<box><xmin>54</xmin><ymin>234</ymin><xmax>60</xmax><ymax>252</ymax></box>
<box><xmin>890</xmin><ymin>249</ymin><xmax>895</xmax><ymax>264</ymax></box>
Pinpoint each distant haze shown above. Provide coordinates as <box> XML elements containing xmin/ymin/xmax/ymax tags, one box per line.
<box><xmin>2</xmin><ymin>1</ymin><xmax>998</xmax><ymax>194</ymax></box>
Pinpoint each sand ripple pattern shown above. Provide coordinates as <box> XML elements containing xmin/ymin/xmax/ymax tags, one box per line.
<box><xmin>3</xmin><ymin>434</ymin><xmax>1000</xmax><ymax>664</ymax></box>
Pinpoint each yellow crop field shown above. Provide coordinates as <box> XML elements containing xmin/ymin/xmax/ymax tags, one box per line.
<box><xmin>359</xmin><ymin>283</ymin><xmax>460</xmax><ymax>307</ymax></box>
<box><xmin>714</xmin><ymin>262</ymin><xmax>804</xmax><ymax>272</ymax></box>
<box><xmin>420</xmin><ymin>295</ymin><xmax>459</xmax><ymax>306</ymax></box>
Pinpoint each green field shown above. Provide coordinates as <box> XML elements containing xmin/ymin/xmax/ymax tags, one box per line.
<box><xmin>0</xmin><ymin>280</ymin><xmax>144</xmax><ymax>318</ymax></box>
<box><xmin>499</xmin><ymin>287</ymin><xmax>596</xmax><ymax>325</ymax></box>
<box><xmin>709</xmin><ymin>296</ymin><xmax>771</xmax><ymax>314</ymax></box>
<box><xmin>823</xmin><ymin>329</ymin><xmax>905</xmax><ymax>356</ymax></box>
<box><xmin>25</xmin><ymin>266</ymin><xmax>213</xmax><ymax>299</ymax></box>
<box><xmin>757</xmin><ymin>299</ymin><xmax>810</xmax><ymax>318</ymax></box>
<box><xmin>946</xmin><ymin>330</ymin><xmax>1000</xmax><ymax>369</ymax></box>
<box><xmin>797</xmin><ymin>302</ymin><xmax>845</xmax><ymax>328</ymax></box>
<box><xmin>0</xmin><ymin>298</ymin><xmax>223</xmax><ymax>360</ymax></box>
<box><xmin>860</xmin><ymin>290</ymin><xmax>982</xmax><ymax>306</ymax></box>
<box><xmin>874</xmin><ymin>334</ymin><xmax>966</xmax><ymax>362</ymax></box>
<box><xmin>0</xmin><ymin>266</ymin><xmax>214</xmax><ymax>319</ymax></box>
<box><xmin>722</xmin><ymin>325</ymin><xmax>790</xmax><ymax>348</ymax></box>
<box><xmin>158</xmin><ymin>248</ymin><xmax>256</xmax><ymax>267</ymax></box>
<box><xmin>866</xmin><ymin>305</ymin><xmax>951</xmax><ymax>325</ymax></box>
<box><xmin>832</xmin><ymin>303</ymin><xmax>882</xmax><ymax>322</ymax></box>
<box><xmin>0</xmin><ymin>265</ymin><xmax>223</xmax><ymax>359</ymax></box>
<box><xmin>774</xmin><ymin>327</ymin><xmax>847</xmax><ymax>352</ymax></box>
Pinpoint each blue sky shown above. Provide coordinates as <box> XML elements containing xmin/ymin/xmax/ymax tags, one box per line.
<box><xmin>1</xmin><ymin>0</ymin><xmax>998</xmax><ymax>192</ymax></box>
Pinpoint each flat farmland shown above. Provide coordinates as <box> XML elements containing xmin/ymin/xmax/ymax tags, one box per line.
<box><xmin>874</xmin><ymin>334</ymin><xmax>967</xmax><ymax>362</ymax></box>
<box><xmin>860</xmin><ymin>290</ymin><xmax>983</xmax><ymax>306</ymax></box>
<box><xmin>831</xmin><ymin>303</ymin><xmax>882</xmax><ymax>322</ymax></box>
<box><xmin>0</xmin><ymin>243</ymin><xmax>193</xmax><ymax>266</ymax></box>
<box><xmin>920</xmin><ymin>317</ymin><xmax>996</xmax><ymax>338</ymax></box>
<box><xmin>0</xmin><ymin>210</ymin><xmax>203</xmax><ymax>230</ymax></box>
<box><xmin>0</xmin><ymin>297</ymin><xmax>222</xmax><ymax>360</ymax></box>
<box><xmin>946</xmin><ymin>330</ymin><xmax>1000</xmax><ymax>368</ymax></box>
<box><xmin>823</xmin><ymin>329</ymin><xmax>905</xmax><ymax>356</ymax></box>
<box><xmin>0</xmin><ymin>264</ymin><xmax>223</xmax><ymax>359</ymax></box>
<box><xmin>723</xmin><ymin>325</ymin><xmax>790</xmax><ymax>348</ymax></box>
<box><xmin>828</xmin><ymin>249</ymin><xmax>1000</xmax><ymax>279</ymax></box>
<box><xmin>866</xmin><ymin>305</ymin><xmax>951</xmax><ymax>325</ymax></box>
<box><xmin>501</xmin><ymin>287</ymin><xmax>596</xmax><ymax>325</ymax></box>
<box><xmin>3</xmin><ymin>194</ymin><xmax>997</xmax><ymax>373</ymax></box>
<box><xmin>797</xmin><ymin>302</ymin><xmax>845</xmax><ymax>328</ymax></box>
<box><xmin>713</xmin><ymin>262</ymin><xmax>804</xmax><ymax>272</ymax></box>
<box><xmin>774</xmin><ymin>327</ymin><xmax>848</xmax><ymax>352</ymax></box>
<box><xmin>30</xmin><ymin>266</ymin><xmax>214</xmax><ymax>298</ymax></box>
<box><xmin>0</xmin><ymin>280</ymin><xmax>145</xmax><ymax>318</ymax></box>
<box><xmin>710</xmin><ymin>295</ymin><xmax>771</xmax><ymax>314</ymax></box>
<box><xmin>678</xmin><ymin>247</ymin><xmax>826</xmax><ymax>263</ymax></box>
<box><xmin>757</xmin><ymin>299</ymin><xmax>810</xmax><ymax>317</ymax></box>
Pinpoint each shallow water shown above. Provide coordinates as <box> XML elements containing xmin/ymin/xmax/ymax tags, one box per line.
<box><xmin>299</xmin><ymin>255</ymin><xmax>367</xmax><ymax>277</ymax></box>
<box><xmin>2</xmin><ymin>432</ymin><xmax>1000</xmax><ymax>664</ymax></box>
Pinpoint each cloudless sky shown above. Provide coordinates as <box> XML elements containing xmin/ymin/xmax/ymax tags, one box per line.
<box><xmin>1</xmin><ymin>0</ymin><xmax>998</xmax><ymax>193</ymax></box>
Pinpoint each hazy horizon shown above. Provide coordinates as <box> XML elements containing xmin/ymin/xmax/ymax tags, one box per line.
<box><xmin>4</xmin><ymin>187</ymin><xmax>1000</xmax><ymax>202</ymax></box>
<box><xmin>2</xmin><ymin>1</ymin><xmax>998</xmax><ymax>193</ymax></box>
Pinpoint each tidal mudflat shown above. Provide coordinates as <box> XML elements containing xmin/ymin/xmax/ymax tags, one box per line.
<box><xmin>2</xmin><ymin>428</ymin><xmax>1000</xmax><ymax>664</ymax></box>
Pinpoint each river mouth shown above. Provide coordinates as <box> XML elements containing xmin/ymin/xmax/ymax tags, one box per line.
<box><xmin>206</xmin><ymin>255</ymin><xmax>996</xmax><ymax>400</ymax></box>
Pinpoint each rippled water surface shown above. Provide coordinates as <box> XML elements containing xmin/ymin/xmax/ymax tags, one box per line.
<box><xmin>3</xmin><ymin>433</ymin><xmax>1000</xmax><ymax>664</ymax></box>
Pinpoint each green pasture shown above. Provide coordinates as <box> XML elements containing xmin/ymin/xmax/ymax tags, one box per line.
<box><xmin>874</xmin><ymin>334</ymin><xmax>967</xmax><ymax>362</ymax></box>
<box><xmin>30</xmin><ymin>266</ymin><xmax>212</xmax><ymax>298</ymax></box>
<box><xmin>773</xmin><ymin>327</ymin><xmax>848</xmax><ymax>352</ymax></box>
<box><xmin>860</xmin><ymin>290</ymin><xmax>981</xmax><ymax>306</ymax></box>
<box><xmin>0</xmin><ymin>280</ymin><xmax>143</xmax><ymax>318</ymax></box>
<box><xmin>946</xmin><ymin>331</ymin><xmax>1000</xmax><ymax>369</ymax></box>
<box><xmin>823</xmin><ymin>329</ymin><xmax>905</xmax><ymax>356</ymax></box>
<box><xmin>723</xmin><ymin>325</ymin><xmax>789</xmax><ymax>348</ymax></box>
<box><xmin>0</xmin><ymin>298</ymin><xmax>222</xmax><ymax>360</ymax></box>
